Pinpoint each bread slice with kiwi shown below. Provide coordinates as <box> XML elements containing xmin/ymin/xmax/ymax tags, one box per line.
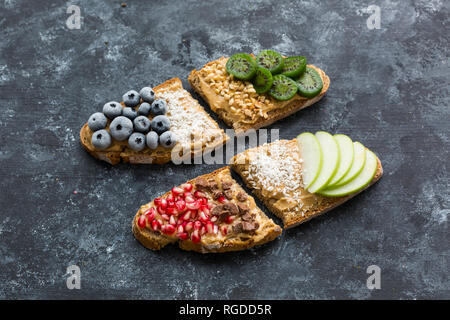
<box><xmin>230</xmin><ymin>139</ymin><xmax>383</xmax><ymax>229</ymax></box>
<box><xmin>188</xmin><ymin>57</ymin><xmax>330</xmax><ymax>134</ymax></box>
<box><xmin>132</xmin><ymin>167</ymin><xmax>282</xmax><ymax>253</ymax></box>
<box><xmin>80</xmin><ymin>78</ymin><xmax>229</xmax><ymax>165</ymax></box>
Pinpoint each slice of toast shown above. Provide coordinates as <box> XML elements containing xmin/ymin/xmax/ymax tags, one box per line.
<box><xmin>230</xmin><ymin>139</ymin><xmax>383</xmax><ymax>229</ymax></box>
<box><xmin>132</xmin><ymin>167</ymin><xmax>282</xmax><ymax>253</ymax></box>
<box><xmin>188</xmin><ymin>57</ymin><xmax>330</xmax><ymax>134</ymax></box>
<box><xmin>80</xmin><ymin>78</ymin><xmax>229</xmax><ymax>165</ymax></box>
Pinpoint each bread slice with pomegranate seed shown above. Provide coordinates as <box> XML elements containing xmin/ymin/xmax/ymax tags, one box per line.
<box><xmin>230</xmin><ymin>139</ymin><xmax>383</xmax><ymax>229</ymax></box>
<box><xmin>132</xmin><ymin>167</ymin><xmax>282</xmax><ymax>253</ymax></box>
<box><xmin>80</xmin><ymin>78</ymin><xmax>229</xmax><ymax>165</ymax></box>
<box><xmin>188</xmin><ymin>57</ymin><xmax>330</xmax><ymax>134</ymax></box>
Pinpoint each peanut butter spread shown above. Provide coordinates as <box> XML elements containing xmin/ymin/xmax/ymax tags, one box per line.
<box><xmin>231</xmin><ymin>139</ymin><xmax>326</xmax><ymax>215</ymax></box>
<box><xmin>196</xmin><ymin>57</ymin><xmax>315</xmax><ymax>127</ymax></box>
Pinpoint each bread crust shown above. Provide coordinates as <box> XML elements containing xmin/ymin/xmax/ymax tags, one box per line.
<box><xmin>80</xmin><ymin>78</ymin><xmax>229</xmax><ymax>165</ymax></box>
<box><xmin>188</xmin><ymin>59</ymin><xmax>330</xmax><ymax>133</ymax></box>
<box><xmin>132</xmin><ymin>167</ymin><xmax>282</xmax><ymax>253</ymax></box>
<box><xmin>230</xmin><ymin>139</ymin><xmax>383</xmax><ymax>229</ymax></box>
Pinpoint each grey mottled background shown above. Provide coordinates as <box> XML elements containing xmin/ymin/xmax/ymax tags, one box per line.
<box><xmin>0</xmin><ymin>0</ymin><xmax>448</xmax><ymax>299</ymax></box>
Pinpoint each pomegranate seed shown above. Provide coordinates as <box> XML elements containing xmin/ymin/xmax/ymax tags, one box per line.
<box><xmin>201</xmin><ymin>198</ymin><xmax>208</xmax><ymax>205</ymax></box>
<box><xmin>213</xmin><ymin>225</ymin><xmax>219</xmax><ymax>234</ymax></box>
<box><xmin>151</xmin><ymin>220</ymin><xmax>160</xmax><ymax>231</ymax></box>
<box><xmin>199</xmin><ymin>211</ymin><xmax>209</xmax><ymax>223</ymax></box>
<box><xmin>177</xmin><ymin>225</ymin><xmax>184</xmax><ymax>234</ymax></box>
<box><xmin>178</xmin><ymin>232</ymin><xmax>189</xmax><ymax>240</ymax></box>
<box><xmin>200</xmin><ymin>226</ymin><xmax>207</xmax><ymax>235</ymax></box>
<box><xmin>182</xmin><ymin>211</ymin><xmax>191</xmax><ymax>221</ymax></box>
<box><xmin>146</xmin><ymin>212</ymin><xmax>156</xmax><ymax>222</ymax></box>
<box><xmin>169</xmin><ymin>215</ymin><xmax>176</xmax><ymax>225</ymax></box>
<box><xmin>186</xmin><ymin>200</ymin><xmax>201</xmax><ymax>210</ymax></box>
<box><xmin>194</xmin><ymin>190</ymin><xmax>206</xmax><ymax>198</ymax></box>
<box><xmin>210</xmin><ymin>216</ymin><xmax>218</xmax><ymax>223</ymax></box>
<box><xmin>175</xmin><ymin>199</ymin><xmax>186</xmax><ymax>211</ymax></box>
<box><xmin>185</xmin><ymin>222</ymin><xmax>194</xmax><ymax>232</ymax></box>
<box><xmin>154</xmin><ymin>198</ymin><xmax>162</xmax><ymax>206</ymax></box>
<box><xmin>166</xmin><ymin>194</ymin><xmax>175</xmax><ymax>202</ymax></box>
<box><xmin>144</xmin><ymin>207</ymin><xmax>155</xmax><ymax>216</ymax></box>
<box><xmin>185</xmin><ymin>195</ymin><xmax>195</xmax><ymax>203</ymax></box>
<box><xmin>167</xmin><ymin>200</ymin><xmax>175</xmax><ymax>208</ymax></box>
<box><xmin>166</xmin><ymin>207</ymin><xmax>177</xmax><ymax>215</ymax></box>
<box><xmin>160</xmin><ymin>198</ymin><xmax>167</xmax><ymax>209</ymax></box>
<box><xmin>172</xmin><ymin>187</ymin><xmax>184</xmax><ymax>196</ymax></box>
<box><xmin>157</xmin><ymin>206</ymin><xmax>166</xmax><ymax>215</ymax></box>
<box><xmin>190</xmin><ymin>210</ymin><xmax>198</xmax><ymax>220</ymax></box>
<box><xmin>194</xmin><ymin>221</ymin><xmax>202</xmax><ymax>230</ymax></box>
<box><xmin>207</xmin><ymin>203</ymin><xmax>214</xmax><ymax>210</ymax></box>
<box><xmin>218</xmin><ymin>196</ymin><xmax>226</xmax><ymax>203</ymax></box>
<box><xmin>163</xmin><ymin>224</ymin><xmax>175</xmax><ymax>234</ymax></box>
<box><xmin>161</xmin><ymin>214</ymin><xmax>170</xmax><ymax>221</ymax></box>
<box><xmin>182</xmin><ymin>183</ymin><xmax>193</xmax><ymax>192</ymax></box>
<box><xmin>138</xmin><ymin>215</ymin><xmax>147</xmax><ymax>228</ymax></box>
<box><xmin>225</xmin><ymin>215</ymin><xmax>234</xmax><ymax>224</ymax></box>
<box><xmin>191</xmin><ymin>230</ymin><xmax>201</xmax><ymax>243</ymax></box>
<box><xmin>221</xmin><ymin>226</ymin><xmax>228</xmax><ymax>236</ymax></box>
<box><xmin>206</xmin><ymin>222</ymin><xmax>214</xmax><ymax>234</ymax></box>
<box><xmin>183</xmin><ymin>191</ymin><xmax>192</xmax><ymax>198</ymax></box>
<box><xmin>201</xmin><ymin>206</ymin><xmax>210</xmax><ymax>215</ymax></box>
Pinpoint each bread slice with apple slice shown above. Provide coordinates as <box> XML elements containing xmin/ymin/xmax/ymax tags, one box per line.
<box><xmin>132</xmin><ymin>167</ymin><xmax>282</xmax><ymax>253</ymax></box>
<box><xmin>230</xmin><ymin>134</ymin><xmax>382</xmax><ymax>229</ymax></box>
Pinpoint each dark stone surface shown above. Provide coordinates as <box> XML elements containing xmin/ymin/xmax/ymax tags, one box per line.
<box><xmin>0</xmin><ymin>0</ymin><xmax>448</xmax><ymax>299</ymax></box>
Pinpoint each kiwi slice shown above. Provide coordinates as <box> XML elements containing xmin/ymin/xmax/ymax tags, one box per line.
<box><xmin>296</xmin><ymin>66</ymin><xmax>323</xmax><ymax>98</ymax></box>
<box><xmin>269</xmin><ymin>74</ymin><xmax>298</xmax><ymax>101</ymax></box>
<box><xmin>256</xmin><ymin>50</ymin><xmax>284</xmax><ymax>74</ymax></box>
<box><xmin>226</xmin><ymin>53</ymin><xmax>257</xmax><ymax>80</ymax></box>
<box><xmin>281</xmin><ymin>56</ymin><xmax>307</xmax><ymax>78</ymax></box>
<box><xmin>252</xmin><ymin>67</ymin><xmax>273</xmax><ymax>94</ymax></box>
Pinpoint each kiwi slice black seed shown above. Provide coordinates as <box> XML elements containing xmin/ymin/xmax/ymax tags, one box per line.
<box><xmin>269</xmin><ymin>74</ymin><xmax>298</xmax><ymax>101</ymax></box>
<box><xmin>281</xmin><ymin>56</ymin><xmax>307</xmax><ymax>78</ymax></box>
<box><xmin>256</xmin><ymin>50</ymin><xmax>284</xmax><ymax>74</ymax></box>
<box><xmin>225</xmin><ymin>53</ymin><xmax>257</xmax><ymax>80</ymax></box>
<box><xmin>252</xmin><ymin>67</ymin><xmax>273</xmax><ymax>94</ymax></box>
<box><xmin>296</xmin><ymin>66</ymin><xmax>323</xmax><ymax>98</ymax></box>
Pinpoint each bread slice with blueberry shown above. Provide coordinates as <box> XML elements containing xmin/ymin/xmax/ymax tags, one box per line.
<box><xmin>188</xmin><ymin>55</ymin><xmax>330</xmax><ymax>134</ymax></box>
<box><xmin>230</xmin><ymin>137</ymin><xmax>383</xmax><ymax>229</ymax></box>
<box><xmin>132</xmin><ymin>167</ymin><xmax>282</xmax><ymax>253</ymax></box>
<box><xmin>80</xmin><ymin>78</ymin><xmax>229</xmax><ymax>165</ymax></box>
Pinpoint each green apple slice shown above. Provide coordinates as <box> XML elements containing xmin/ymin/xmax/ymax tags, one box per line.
<box><xmin>327</xmin><ymin>134</ymin><xmax>354</xmax><ymax>187</ymax></box>
<box><xmin>307</xmin><ymin>131</ymin><xmax>340</xmax><ymax>193</ymax></box>
<box><xmin>296</xmin><ymin>132</ymin><xmax>323</xmax><ymax>189</ymax></box>
<box><xmin>334</xmin><ymin>141</ymin><xmax>366</xmax><ymax>187</ymax></box>
<box><xmin>319</xmin><ymin>149</ymin><xmax>377</xmax><ymax>197</ymax></box>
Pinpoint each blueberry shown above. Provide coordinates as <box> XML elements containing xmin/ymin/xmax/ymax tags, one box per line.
<box><xmin>133</xmin><ymin>116</ymin><xmax>151</xmax><ymax>133</ymax></box>
<box><xmin>151</xmin><ymin>115</ymin><xmax>170</xmax><ymax>135</ymax></box>
<box><xmin>151</xmin><ymin>99</ymin><xmax>167</xmax><ymax>116</ymax></box>
<box><xmin>159</xmin><ymin>131</ymin><xmax>177</xmax><ymax>148</ymax></box>
<box><xmin>88</xmin><ymin>112</ymin><xmax>107</xmax><ymax>131</ymax></box>
<box><xmin>91</xmin><ymin>129</ymin><xmax>112</xmax><ymax>150</ymax></box>
<box><xmin>128</xmin><ymin>132</ymin><xmax>146</xmax><ymax>151</ymax></box>
<box><xmin>110</xmin><ymin>116</ymin><xmax>133</xmax><ymax>141</ymax></box>
<box><xmin>122</xmin><ymin>107</ymin><xmax>138</xmax><ymax>120</ymax></box>
<box><xmin>122</xmin><ymin>90</ymin><xmax>140</xmax><ymax>107</ymax></box>
<box><xmin>137</xmin><ymin>102</ymin><xmax>151</xmax><ymax>116</ymax></box>
<box><xmin>140</xmin><ymin>87</ymin><xmax>155</xmax><ymax>104</ymax></box>
<box><xmin>103</xmin><ymin>101</ymin><xmax>122</xmax><ymax>119</ymax></box>
<box><xmin>146</xmin><ymin>131</ymin><xmax>159</xmax><ymax>149</ymax></box>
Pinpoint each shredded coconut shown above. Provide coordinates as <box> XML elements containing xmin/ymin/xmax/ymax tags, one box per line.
<box><xmin>157</xmin><ymin>88</ymin><xmax>221</xmax><ymax>148</ymax></box>
<box><xmin>246</xmin><ymin>140</ymin><xmax>303</xmax><ymax>200</ymax></box>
